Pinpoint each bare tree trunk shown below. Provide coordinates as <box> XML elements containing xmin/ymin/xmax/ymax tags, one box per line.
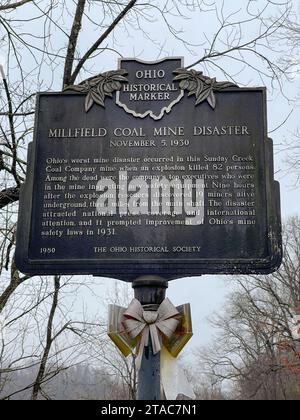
<box><xmin>31</xmin><ymin>276</ymin><xmax>60</xmax><ymax>400</ymax></box>
<box><xmin>63</xmin><ymin>0</ymin><xmax>86</xmax><ymax>88</ymax></box>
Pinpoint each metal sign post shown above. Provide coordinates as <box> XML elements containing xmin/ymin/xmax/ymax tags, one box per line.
<box><xmin>132</xmin><ymin>276</ymin><xmax>168</xmax><ymax>400</ymax></box>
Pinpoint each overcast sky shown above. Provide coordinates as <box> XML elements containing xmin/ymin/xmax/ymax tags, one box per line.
<box><xmin>1</xmin><ymin>0</ymin><xmax>300</xmax><ymax>355</ymax></box>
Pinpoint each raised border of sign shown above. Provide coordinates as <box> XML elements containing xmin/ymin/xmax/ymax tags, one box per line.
<box><xmin>115</xmin><ymin>57</ymin><xmax>185</xmax><ymax>120</ymax></box>
<box><xmin>15</xmin><ymin>87</ymin><xmax>282</xmax><ymax>281</ymax></box>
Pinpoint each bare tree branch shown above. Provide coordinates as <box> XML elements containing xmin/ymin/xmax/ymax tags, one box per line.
<box><xmin>0</xmin><ymin>187</ymin><xmax>20</xmax><ymax>210</ymax></box>
<box><xmin>69</xmin><ymin>0</ymin><xmax>138</xmax><ymax>85</ymax></box>
<box><xmin>0</xmin><ymin>0</ymin><xmax>33</xmax><ymax>12</ymax></box>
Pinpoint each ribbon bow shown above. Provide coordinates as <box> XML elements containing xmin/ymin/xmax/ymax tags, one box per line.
<box><xmin>123</xmin><ymin>298</ymin><xmax>180</xmax><ymax>369</ymax></box>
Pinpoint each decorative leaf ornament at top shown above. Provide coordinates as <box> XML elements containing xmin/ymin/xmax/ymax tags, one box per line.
<box><xmin>173</xmin><ymin>68</ymin><xmax>237</xmax><ymax>110</ymax></box>
<box><xmin>65</xmin><ymin>69</ymin><xmax>128</xmax><ymax>112</ymax></box>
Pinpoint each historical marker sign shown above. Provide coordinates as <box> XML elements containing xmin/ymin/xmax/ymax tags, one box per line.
<box><xmin>16</xmin><ymin>57</ymin><xmax>282</xmax><ymax>281</ymax></box>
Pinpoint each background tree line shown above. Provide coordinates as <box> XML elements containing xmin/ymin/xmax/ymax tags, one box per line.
<box><xmin>193</xmin><ymin>217</ymin><xmax>300</xmax><ymax>400</ymax></box>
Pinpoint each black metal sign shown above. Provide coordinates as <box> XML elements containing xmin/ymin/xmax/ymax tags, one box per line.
<box><xmin>16</xmin><ymin>57</ymin><xmax>282</xmax><ymax>281</ymax></box>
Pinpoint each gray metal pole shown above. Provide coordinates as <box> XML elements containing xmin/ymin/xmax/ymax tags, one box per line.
<box><xmin>132</xmin><ymin>276</ymin><xmax>168</xmax><ymax>401</ymax></box>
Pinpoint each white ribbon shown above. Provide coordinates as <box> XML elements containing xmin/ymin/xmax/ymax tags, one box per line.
<box><xmin>123</xmin><ymin>298</ymin><xmax>180</xmax><ymax>369</ymax></box>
